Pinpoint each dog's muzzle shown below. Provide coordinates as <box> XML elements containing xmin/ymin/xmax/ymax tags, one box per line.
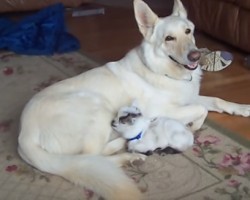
<box><xmin>169</xmin><ymin>51</ymin><xmax>200</xmax><ymax>71</ymax></box>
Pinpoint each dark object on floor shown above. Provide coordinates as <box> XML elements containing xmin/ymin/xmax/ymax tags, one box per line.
<box><xmin>244</xmin><ymin>56</ymin><xmax>250</xmax><ymax>70</ymax></box>
<box><xmin>145</xmin><ymin>147</ymin><xmax>181</xmax><ymax>156</ymax></box>
<box><xmin>156</xmin><ymin>147</ymin><xmax>181</xmax><ymax>155</ymax></box>
<box><xmin>0</xmin><ymin>4</ymin><xmax>80</xmax><ymax>55</ymax></box>
<box><xmin>66</xmin><ymin>5</ymin><xmax>105</xmax><ymax>17</ymax></box>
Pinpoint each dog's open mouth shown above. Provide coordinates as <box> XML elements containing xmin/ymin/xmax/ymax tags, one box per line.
<box><xmin>185</xmin><ymin>62</ymin><xmax>199</xmax><ymax>70</ymax></box>
<box><xmin>169</xmin><ymin>55</ymin><xmax>198</xmax><ymax>70</ymax></box>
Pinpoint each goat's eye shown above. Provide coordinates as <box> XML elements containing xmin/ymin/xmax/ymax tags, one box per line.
<box><xmin>119</xmin><ymin>116</ymin><xmax>128</xmax><ymax>124</ymax></box>
<box><xmin>165</xmin><ymin>36</ymin><xmax>175</xmax><ymax>41</ymax></box>
<box><xmin>129</xmin><ymin>113</ymin><xmax>141</xmax><ymax>118</ymax></box>
<box><xmin>129</xmin><ymin>113</ymin><xmax>137</xmax><ymax>118</ymax></box>
<box><xmin>185</xmin><ymin>28</ymin><xmax>191</xmax><ymax>34</ymax></box>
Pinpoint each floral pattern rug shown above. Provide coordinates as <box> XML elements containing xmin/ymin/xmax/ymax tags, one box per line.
<box><xmin>0</xmin><ymin>51</ymin><xmax>249</xmax><ymax>200</ymax></box>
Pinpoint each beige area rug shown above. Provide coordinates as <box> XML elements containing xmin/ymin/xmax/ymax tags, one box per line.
<box><xmin>0</xmin><ymin>51</ymin><xmax>250</xmax><ymax>200</ymax></box>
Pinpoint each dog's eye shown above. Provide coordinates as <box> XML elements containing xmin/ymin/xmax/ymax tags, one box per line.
<box><xmin>165</xmin><ymin>36</ymin><xmax>175</xmax><ymax>41</ymax></box>
<box><xmin>185</xmin><ymin>28</ymin><xmax>191</xmax><ymax>34</ymax></box>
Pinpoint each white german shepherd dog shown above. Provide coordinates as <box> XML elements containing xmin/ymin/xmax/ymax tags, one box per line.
<box><xmin>18</xmin><ymin>0</ymin><xmax>250</xmax><ymax>199</ymax></box>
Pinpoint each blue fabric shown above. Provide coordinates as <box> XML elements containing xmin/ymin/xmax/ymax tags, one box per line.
<box><xmin>0</xmin><ymin>4</ymin><xmax>80</xmax><ymax>55</ymax></box>
<box><xmin>128</xmin><ymin>131</ymin><xmax>143</xmax><ymax>141</ymax></box>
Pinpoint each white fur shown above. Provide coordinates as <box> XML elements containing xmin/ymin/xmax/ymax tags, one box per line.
<box><xmin>112</xmin><ymin>102</ymin><xmax>194</xmax><ymax>153</ymax></box>
<box><xmin>18</xmin><ymin>0</ymin><xmax>250</xmax><ymax>199</ymax></box>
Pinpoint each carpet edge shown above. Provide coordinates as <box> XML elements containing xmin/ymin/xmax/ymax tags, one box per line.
<box><xmin>205</xmin><ymin>118</ymin><xmax>250</xmax><ymax>149</ymax></box>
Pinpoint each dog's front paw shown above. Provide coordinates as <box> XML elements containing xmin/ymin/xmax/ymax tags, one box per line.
<box><xmin>215</xmin><ymin>98</ymin><xmax>250</xmax><ymax>117</ymax></box>
<box><xmin>234</xmin><ymin>104</ymin><xmax>250</xmax><ymax>117</ymax></box>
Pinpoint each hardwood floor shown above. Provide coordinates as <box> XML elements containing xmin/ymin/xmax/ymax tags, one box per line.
<box><xmin>66</xmin><ymin>3</ymin><xmax>250</xmax><ymax>140</ymax></box>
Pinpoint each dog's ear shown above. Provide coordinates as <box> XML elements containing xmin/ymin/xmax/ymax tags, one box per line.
<box><xmin>133</xmin><ymin>0</ymin><xmax>158</xmax><ymax>39</ymax></box>
<box><xmin>172</xmin><ymin>0</ymin><xmax>187</xmax><ymax>18</ymax></box>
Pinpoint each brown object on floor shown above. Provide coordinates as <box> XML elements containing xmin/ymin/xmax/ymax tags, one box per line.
<box><xmin>66</xmin><ymin>3</ymin><xmax>250</xmax><ymax>140</ymax></box>
<box><xmin>182</xmin><ymin>0</ymin><xmax>250</xmax><ymax>53</ymax></box>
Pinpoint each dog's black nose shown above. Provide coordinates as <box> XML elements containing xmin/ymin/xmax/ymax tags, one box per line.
<box><xmin>187</xmin><ymin>50</ymin><xmax>201</xmax><ymax>62</ymax></box>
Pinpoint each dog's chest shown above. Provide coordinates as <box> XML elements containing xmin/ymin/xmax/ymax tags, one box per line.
<box><xmin>125</xmin><ymin>71</ymin><xmax>197</xmax><ymax>99</ymax></box>
<box><xmin>109</xmin><ymin>62</ymin><xmax>199</xmax><ymax>115</ymax></box>
<box><xmin>136</xmin><ymin>80</ymin><xmax>198</xmax><ymax>115</ymax></box>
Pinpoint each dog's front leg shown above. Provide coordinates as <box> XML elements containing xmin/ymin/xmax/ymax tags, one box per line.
<box><xmin>197</xmin><ymin>96</ymin><xmax>250</xmax><ymax>117</ymax></box>
<box><xmin>102</xmin><ymin>137</ymin><xmax>127</xmax><ymax>156</ymax></box>
<box><xmin>167</xmin><ymin>105</ymin><xmax>208</xmax><ymax>131</ymax></box>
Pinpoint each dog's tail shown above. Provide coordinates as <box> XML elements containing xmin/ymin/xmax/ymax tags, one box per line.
<box><xmin>18</xmin><ymin>134</ymin><xmax>141</xmax><ymax>200</ymax></box>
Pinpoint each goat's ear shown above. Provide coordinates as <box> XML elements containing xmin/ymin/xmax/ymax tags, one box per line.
<box><xmin>133</xmin><ymin>0</ymin><xmax>158</xmax><ymax>39</ymax></box>
<box><xmin>172</xmin><ymin>0</ymin><xmax>187</xmax><ymax>18</ymax></box>
<box><xmin>149</xmin><ymin>117</ymin><xmax>158</xmax><ymax>127</ymax></box>
<box><xmin>150</xmin><ymin>117</ymin><xmax>157</xmax><ymax>123</ymax></box>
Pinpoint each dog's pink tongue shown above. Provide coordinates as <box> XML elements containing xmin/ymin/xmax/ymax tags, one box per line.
<box><xmin>188</xmin><ymin>62</ymin><xmax>198</xmax><ymax>69</ymax></box>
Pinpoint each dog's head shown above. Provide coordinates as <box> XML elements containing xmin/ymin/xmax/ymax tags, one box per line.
<box><xmin>134</xmin><ymin>0</ymin><xmax>200</xmax><ymax>73</ymax></box>
<box><xmin>111</xmin><ymin>101</ymin><xmax>151</xmax><ymax>139</ymax></box>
